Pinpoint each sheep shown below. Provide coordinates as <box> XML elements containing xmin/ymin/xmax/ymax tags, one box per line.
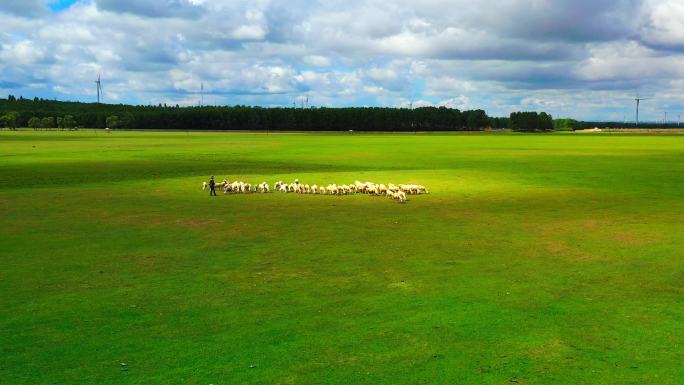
<box><xmin>291</xmin><ymin>179</ymin><xmax>302</xmax><ymax>193</ymax></box>
<box><xmin>202</xmin><ymin>177</ymin><xmax>425</xmax><ymax>203</ymax></box>
<box><xmin>399</xmin><ymin>184</ymin><xmax>421</xmax><ymax>195</ymax></box>
<box><xmin>367</xmin><ymin>185</ymin><xmax>379</xmax><ymax>195</ymax></box>
<box><xmin>326</xmin><ymin>184</ymin><xmax>338</xmax><ymax>195</ymax></box>
<box><xmin>257</xmin><ymin>182</ymin><xmax>269</xmax><ymax>193</ymax></box>
<box><xmin>213</xmin><ymin>180</ymin><xmax>228</xmax><ymax>190</ymax></box>
<box><xmin>378</xmin><ymin>184</ymin><xmax>388</xmax><ymax>195</ymax></box>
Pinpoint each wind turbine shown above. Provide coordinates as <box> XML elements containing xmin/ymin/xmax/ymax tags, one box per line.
<box><xmin>95</xmin><ymin>74</ymin><xmax>103</xmax><ymax>104</ymax></box>
<box><xmin>634</xmin><ymin>93</ymin><xmax>649</xmax><ymax>127</ymax></box>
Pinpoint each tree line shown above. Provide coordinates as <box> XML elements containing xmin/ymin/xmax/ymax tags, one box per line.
<box><xmin>0</xmin><ymin>95</ymin><xmax>611</xmax><ymax>132</ymax></box>
<box><xmin>0</xmin><ymin>96</ymin><xmax>499</xmax><ymax>131</ymax></box>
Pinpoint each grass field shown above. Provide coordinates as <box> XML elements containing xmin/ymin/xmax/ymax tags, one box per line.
<box><xmin>1</xmin><ymin>130</ymin><xmax>683</xmax><ymax>384</ymax></box>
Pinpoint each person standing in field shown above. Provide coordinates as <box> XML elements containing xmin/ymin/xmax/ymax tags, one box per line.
<box><xmin>209</xmin><ymin>176</ymin><xmax>217</xmax><ymax>196</ymax></box>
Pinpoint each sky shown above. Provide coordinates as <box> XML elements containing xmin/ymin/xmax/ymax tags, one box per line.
<box><xmin>1</xmin><ymin>0</ymin><xmax>683</xmax><ymax>121</ymax></box>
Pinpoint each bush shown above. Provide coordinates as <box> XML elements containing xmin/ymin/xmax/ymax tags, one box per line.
<box><xmin>510</xmin><ymin>111</ymin><xmax>554</xmax><ymax>132</ymax></box>
<box><xmin>553</xmin><ymin>118</ymin><xmax>580</xmax><ymax>131</ymax></box>
<box><xmin>28</xmin><ymin>117</ymin><xmax>42</xmax><ymax>129</ymax></box>
<box><xmin>106</xmin><ymin>115</ymin><xmax>119</xmax><ymax>129</ymax></box>
<box><xmin>1</xmin><ymin>111</ymin><xmax>20</xmax><ymax>130</ymax></box>
<box><xmin>62</xmin><ymin>115</ymin><xmax>77</xmax><ymax>129</ymax></box>
<box><xmin>41</xmin><ymin>117</ymin><xmax>54</xmax><ymax>129</ymax></box>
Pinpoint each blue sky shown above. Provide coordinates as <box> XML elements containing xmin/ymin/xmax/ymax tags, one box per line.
<box><xmin>48</xmin><ymin>0</ymin><xmax>78</xmax><ymax>12</ymax></box>
<box><xmin>1</xmin><ymin>0</ymin><xmax>684</xmax><ymax>121</ymax></box>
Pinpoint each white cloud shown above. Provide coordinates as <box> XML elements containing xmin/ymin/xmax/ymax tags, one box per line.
<box><xmin>302</xmin><ymin>55</ymin><xmax>331</xmax><ymax>67</ymax></box>
<box><xmin>640</xmin><ymin>0</ymin><xmax>684</xmax><ymax>48</ymax></box>
<box><xmin>2</xmin><ymin>0</ymin><xmax>684</xmax><ymax>120</ymax></box>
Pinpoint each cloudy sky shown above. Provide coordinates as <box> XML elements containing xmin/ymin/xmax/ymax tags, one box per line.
<box><xmin>1</xmin><ymin>0</ymin><xmax>683</xmax><ymax>120</ymax></box>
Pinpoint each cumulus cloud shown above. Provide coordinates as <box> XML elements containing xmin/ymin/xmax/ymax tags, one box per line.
<box><xmin>640</xmin><ymin>0</ymin><xmax>684</xmax><ymax>49</ymax></box>
<box><xmin>0</xmin><ymin>0</ymin><xmax>48</xmax><ymax>17</ymax></box>
<box><xmin>94</xmin><ymin>0</ymin><xmax>205</xmax><ymax>19</ymax></box>
<box><xmin>2</xmin><ymin>0</ymin><xmax>684</xmax><ymax>120</ymax></box>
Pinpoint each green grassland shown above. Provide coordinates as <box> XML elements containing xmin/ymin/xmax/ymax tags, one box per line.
<box><xmin>1</xmin><ymin>131</ymin><xmax>682</xmax><ymax>384</ymax></box>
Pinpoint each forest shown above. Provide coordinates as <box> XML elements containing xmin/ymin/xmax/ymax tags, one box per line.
<box><xmin>3</xmin><ymin>95</ymin><xmax>673</xmax><ymax>132</ymax></box>
<box><xmin>0</xmin><ymin>96</ymin><xmax>502</xmax><ymax>131</ymax></box>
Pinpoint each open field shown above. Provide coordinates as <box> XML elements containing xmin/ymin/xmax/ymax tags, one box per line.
<box><xmin>1</xmin><ymin>131</ymin><xmax>683</xmax><ymax>384</ymax></box>
<box><xmin>576</xmin><ymin>128</ymin><xmax>684</xmax><ymax>134</ymax></box>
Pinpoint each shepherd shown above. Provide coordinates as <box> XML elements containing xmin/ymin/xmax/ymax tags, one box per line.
<box><xmin>209</xmin><ymin>176</ymin><xmax>217</xmax><ymax>196</ymax></box>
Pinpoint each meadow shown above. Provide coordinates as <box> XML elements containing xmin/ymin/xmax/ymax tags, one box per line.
<box><xmin>1</xmin><ymin>130</ymin><xmax>682</xmax><ymax>384</ymax></box>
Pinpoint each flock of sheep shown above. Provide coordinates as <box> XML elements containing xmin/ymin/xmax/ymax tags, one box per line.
<box><xmin>202</xmin><ymin>179</ymin><xmax>428</xmax><ymax>203</ymax></box>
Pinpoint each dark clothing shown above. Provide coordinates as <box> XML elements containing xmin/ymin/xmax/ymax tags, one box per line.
<box><xmin>209</xmin><ymin>179</ymin><xmax>216</xmax><ymax>196</ymax></box>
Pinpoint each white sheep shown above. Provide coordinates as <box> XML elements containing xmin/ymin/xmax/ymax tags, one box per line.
<box><xmin>257</xmin><ymin>182</ymin><xmax>269</xmax><ymax>193</ymax></box>
<box><xmin>202</xmin><ymin>181</ymin><xmax>208</xmax><ymax>190</ymax></box>
<box><xmin>367</xmin><ymin>185</ymin><xmax>379</xmax><ymax>195</ymax></box>
<box><xmin>378</xmin><ymin>184</ymin><xmax>388</xmax><ymax>195</ymax></box>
